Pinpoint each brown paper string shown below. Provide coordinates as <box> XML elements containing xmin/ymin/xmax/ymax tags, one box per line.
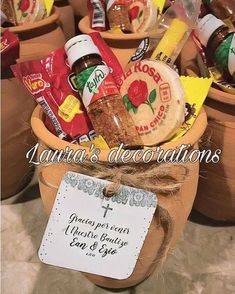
<box><xmin>39</xmin><ymin>160</ymin><xmax>189</xmax><ymax>195</ymax></box>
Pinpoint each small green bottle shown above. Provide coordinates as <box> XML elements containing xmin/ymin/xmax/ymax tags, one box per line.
<box><xmin>197</xmin><ymin>14</ymin><xmax>235</xmax><ymax>81</ymax></box>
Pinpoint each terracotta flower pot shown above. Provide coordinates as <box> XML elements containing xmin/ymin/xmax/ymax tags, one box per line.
<box><xmin>195</xmin><ymin>88</ymin><xmax>235</xmax><ymax>221</ymax></box>
<box><xmin>69</xmin><ymin>0</ymin><xmax>171</xmax><ymax>20</ymax></box>
<box><xmin>180</xmin><ymin>37</ymin><xmax>235</xmax><ymax>221</ymax></box>
<box><xmin>31</xmin><ymin>105</ymin><xmax>207</xmax><ymax>288</ymax></box>
<box><xmin>69</xmin><ymin>0</ymin><xmax>88</xmax><ymax>18</ymax></box>
<box><xmin>7</xmin><ymin>7</ymin><xmax>66</xmax><ymax>62</ymax></box>
<box><xmin>1</xmin><ymin>7</ymin><xmax>66</xmax><ymax>199</ymax></box>
<box><xmin>79</xmin><ymin>15</ymin><xmax>160</xmax><ymax>69</ymax></box>
<box><xmin>54</xmin><ymin>0</ymin><xmax>75</xmax><ymax>40</ymax></box>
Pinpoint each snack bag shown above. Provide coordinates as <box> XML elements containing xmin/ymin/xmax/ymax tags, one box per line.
<box><xmin>11</xmin><ymin>48</ymin><xmax>96</xmax><ymax>144</ymax></box>
<box><xmin>1</xmin><ymin>30</ymin><xmax>19</xmax><ymax>73</ymax></box>
<box><xmin>89</xmin><ymin>32</ymin><xmax>124</xmax><ymax>87</ymax></box>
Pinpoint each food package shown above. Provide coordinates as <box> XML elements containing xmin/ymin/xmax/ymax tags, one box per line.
<box><xmin>89</xmin><ymin>32</ymin><xmax>124</xmax><ymax>87</ymax></box>
<box><xmin>128</xmin><ymin>0</ymin><xmax>158</xmax><ymax>33</ymax></box>
<box><xmin>11</xmin><ymin>0</ymin><xmax>47</xmax><ymax>25</ymax></box>
<box><xmin>11</xmin><ymin>48</ymin><xmax>96</xmax><ymax>144</ymax></box>
<box><xmin>120</xmin><ymin>60</ymin><xmax>186</xmax><ymax>146</ymax></box>
<box><xmin>1</xmin><ymin>30</ymin><xmax>19</xmax><ymax>74</ymax></box>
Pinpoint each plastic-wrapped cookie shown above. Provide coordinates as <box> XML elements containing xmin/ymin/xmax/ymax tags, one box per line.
<box><xmin>128</xmin><ymin>0</ymin><xmax>158</xmax><ymax>33</ymax></box>
<box><xmin>12</xmin><ymin>0</ymin><xmax>46</xmax><ymax>25</ymax></box>
<box><xmin>120</xmin><ymin>60</ymin><xmax>185</xmax><ymax>146</ymax></box>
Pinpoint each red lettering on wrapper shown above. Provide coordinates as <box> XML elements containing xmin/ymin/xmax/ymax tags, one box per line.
<box><xmin>159</xmin><ymin>83</ymin><xmax>171</xmax><ymax>102</ymax></box>
<box><xmin>150</xmin><ymin>105</ymin><xmax>165</xmax><ymax>128</ymax></box>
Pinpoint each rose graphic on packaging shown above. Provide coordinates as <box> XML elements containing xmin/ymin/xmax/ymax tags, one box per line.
<box><xmin>123</xmin><ymin>80</ymin><xmax>157</xmax><ymax>114</ymax></box>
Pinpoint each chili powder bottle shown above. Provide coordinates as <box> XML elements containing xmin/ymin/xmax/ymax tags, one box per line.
<box><xmin>203</xmin><ymin>0</ymin><xmax>235</xmax><ymax>28</ymax></box>
<box><xmin>106</xmin><ymin>0</ymin><xmax>132</xmax><ymax>33</ymax></box>
<box><xmin>197</xmin><ymin>14</ymin><xmax>235</xmax><ymax>81</ymax></box>
<box><xmin>65</xmin><ymin>35</ymin><xmax>142</xmax><ymax>148</ymax></box>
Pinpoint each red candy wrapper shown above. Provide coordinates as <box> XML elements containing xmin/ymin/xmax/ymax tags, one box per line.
<box><xmin>1</xmin><ymin>30</ymin><xmax>19</xmax><ymax>73</ymax></box>
<box><xmin>89</xmin><ymin>32</ymin><xmax>124</xmax><ymax>87</ymax></box>
<box><xmin>88</xmin><ymin>0</ymin><xmax>107</xmax><ymax>31</ymax></box>
<box><xmin>11</xmin><ymin>48</ymin><xmax>96</xmax><ymax>144</ymax></box>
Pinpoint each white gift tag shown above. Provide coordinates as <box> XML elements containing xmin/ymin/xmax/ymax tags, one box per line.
<box><xmin>38</xmin><ymin>172</ymin><xmax>157</xmax><ymax>279</ymax></box>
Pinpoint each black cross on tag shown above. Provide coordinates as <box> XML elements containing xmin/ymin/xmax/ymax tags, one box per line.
<box><xmin>102</xmin><ymin>204</ymin><xmax>113</xmax><ymax>218</ymax></box>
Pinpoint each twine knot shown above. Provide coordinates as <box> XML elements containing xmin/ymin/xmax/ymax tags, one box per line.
<box><xmin>103</xmin><ymin>170</ymin><xmax>122</xmax><ymax>198</ymax></box>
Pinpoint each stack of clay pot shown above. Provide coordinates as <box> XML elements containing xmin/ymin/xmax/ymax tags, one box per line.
<box><xmin>54</xmin><ymin>0</ymin><xmax>75</xmax><ymax>40</ymax></box>
<box><xmin>78</xmin><ymin>1</ymin><xmax>171</xmax><ymax>69</ymax></box>
<box><xmin>180</xmin><ymin>37</ymin><xmax>235</xmax><ymax>222</ymax></box>
<box><xmin>1</xmin><ymin>7</ymin><xmax>66</xmax><ymax>199</ymax></box>
<box><xmin>31</xmin><ymin>105</ymin><xmax>207</xmax><ymax>288</ymax></box>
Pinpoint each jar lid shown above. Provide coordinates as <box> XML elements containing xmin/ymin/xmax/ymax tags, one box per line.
<box><xmin>197</xmin><ymin>14</ymin><xmax>225</xmax><ymax>47</ymax></box>
<box><xmin>64</xmin><ymin>35</ymin><xmax>101</xmax><ymax>68</ymax></box>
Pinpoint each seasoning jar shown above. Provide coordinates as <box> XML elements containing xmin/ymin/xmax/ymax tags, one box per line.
<box><xmin>197</xmin><ymin>14</ymin><xmax>235</xmax><ymax>81</ymax></box>
<box><xmin>106</xmin><ymin>0</ymin><xmax>132</xmax><ymax>33</ymax></box>
<box><xmin>64</xmin><ymin>35</ymin><xmax>142</xmax><ymax>148</ymax></box>
<box><xmin>203</xmin><ymin>0</ymin><xmax>235</xmax><ymax>28</ymax></box>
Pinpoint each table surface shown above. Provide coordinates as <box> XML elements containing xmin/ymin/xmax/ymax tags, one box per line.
<box><xmin>1</xmin><ymin>182</ymin><xmax>235</xmax><ymax>294</ymax></box>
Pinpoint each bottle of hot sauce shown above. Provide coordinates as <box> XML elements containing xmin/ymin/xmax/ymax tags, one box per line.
<box><xmin>65</xmin><ymin>35</ymin><xmax>142</xmax><ymax>148</ymax></box>
<box><xmin>197</xmin><ymin>14</ymin><xmax>235</xmax><ymax>81</ymax></box>
<box><xmin>106</xmin><ymin>0</ymin><xmax>132</xmax><ymax>33</ymax></box>
<box><xmin>203</xmin><ymin>0</ymin><xmax>235</xmax><ymax>28</ymax></box>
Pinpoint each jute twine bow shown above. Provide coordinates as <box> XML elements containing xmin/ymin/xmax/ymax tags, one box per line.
<box><xmin>39</xmin><ymin>160</ymin><xmax>189</xmax><ymax>195</ymax></box>
<box><xmin>39</xmin><ymin>146</ymin><xmax>190</xmax><ymax>275</ymax></box>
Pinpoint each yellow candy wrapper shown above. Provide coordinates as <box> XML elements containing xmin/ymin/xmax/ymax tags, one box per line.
<box><xmin>80</xmin><ymin>136</ymin><xmax>110</xmax><ymax>150</ymax></box>
<box><xmin>152</xmin><ymin>0</ymin><xmax>166</xmax><ymax>17</ymax></box>
<box><xmin>170</xmin><ymin>75</ymin><xmax>213</xmax><ymax>142</ymax></box>
<box><xmin>108</xmin><ymin>27</ymin><xmax>124</xmax><ymax>34</ymax></box>
<box><xmin>44</xmin><ymin>0</ymin><xmax>54</xmax><ymax>16</ymax></box>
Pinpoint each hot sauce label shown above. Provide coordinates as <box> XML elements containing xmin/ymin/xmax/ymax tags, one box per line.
<box><xmin>215</xmin><ymin>33</ymin><xmax>235</xmax><ymax>77</ymax></box>
<box><xmin>88</xmin><ymin>0</ymin><xmax>106</xmax><ymax>31</ymax></box>
<box><xmin>120</xmin><ymin>60</ymin><xmax>185</xmax><ymax>146</ymax></box>
<box><xmin>76</xmin><ymin>65</ymin><xmax>120</xmax><ymax>108</ymax></box>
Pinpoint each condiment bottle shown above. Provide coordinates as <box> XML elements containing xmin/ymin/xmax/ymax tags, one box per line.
<box><xmin>87</xmin><ymin>0</ymin><xmax>106</xmax><ymax>31</ymax></box>
<box><xmin>203</xmin><ymin>0</ymin><xmax>235</xmax><ymax>28</ymax></box>
<box><xmin>106</xmin><ymin>0</ymin><xmax>132</xmax><ymax>33</ymax></box>
<box><xmin>65</xmin><ymin>35</ymin><xmax>142</xmax><ymax>148</ymax></box>
<box><xmin>197</xmin><ymin>14</ymin><xmax>235</xmax><ymax>81</ymax></box>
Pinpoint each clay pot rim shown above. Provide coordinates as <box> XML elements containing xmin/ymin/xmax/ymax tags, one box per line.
<box><xmin>186</xmin><ymin>69</ymin><xmax>235</xmax><ymax>106</ymax></box>
<box><xmin>208</xmin><ymin>86</ymin><xmax>235</xmax><ymax>106</ymax></box>
<box><xmin>1</xmin><ymin>6</ymin><xmax>60</xmax><ymax>33</ymax></box>
<box><xmin>31</xmin><ymin>105</ymin><xmax>207</xmax><ymax>162</ymax></box>
<box><xmin>79</xmin><ymin>15</ymin><xmax>159</xmax><ymax>41</ymax></box>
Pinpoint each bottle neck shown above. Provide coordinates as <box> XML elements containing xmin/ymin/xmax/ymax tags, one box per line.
<box><xmin>72</xmin><ymin>54</ymin><xmax>103</xmax><ymax>75</ymax></box>
<box><xmin>207</xmin><ymin>25</ymin><xmax>230</xmax><ymax>52</ymax></box>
